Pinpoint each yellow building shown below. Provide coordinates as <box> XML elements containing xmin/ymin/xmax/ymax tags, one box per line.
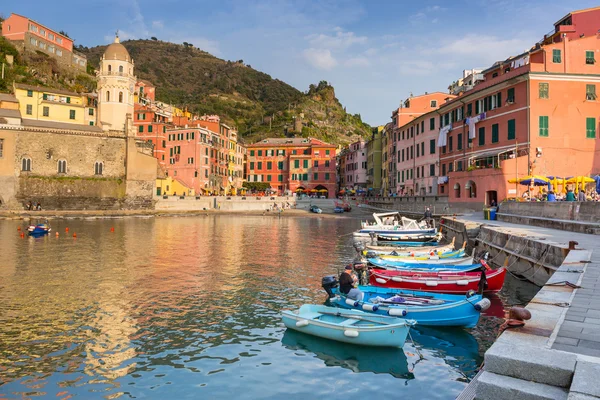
<box><xmin>13</xmin><ymin>83</ymin><xmax>97</xmax><ymax>126</ymax></box>
<box><xmin>156</xmin><ymin>176</ymin><xmax>195</xmax><ymax>196</ymax></box>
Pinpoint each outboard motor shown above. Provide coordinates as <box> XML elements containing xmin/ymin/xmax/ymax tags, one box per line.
<box><xmin>365</xmin><ymin>251</ymin><xmax>378</xmax><ymax>259</ymax></box>
<box><xmin>322</xmin><ymin>275</ymin><xmax>339</xmax><ymax>298</ymax></box>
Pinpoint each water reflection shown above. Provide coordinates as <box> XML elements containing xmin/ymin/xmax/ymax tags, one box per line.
<box><xmin>0</xmin><ymin>216</ymin><xmax>539</xmax><ymax>399</ymax></box>
<box><xmin>281</xmin><ymin>329</ymin><xmax>412</xmax><ymax>378</ymax></box>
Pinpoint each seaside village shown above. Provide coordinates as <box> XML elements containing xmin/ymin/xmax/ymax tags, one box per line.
<box><xmin>2</xmin><ymin>6</ymin><xmax>600</xmax><ymax>400</ymax></box>
<box><xmin>0</xmin><ymin>7</ymin><xmax>600</xmax><ymax>212</ymax></box>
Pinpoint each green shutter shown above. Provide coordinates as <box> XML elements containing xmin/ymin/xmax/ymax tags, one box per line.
<box><xmin>294</xmin><ymin>160</ymin><xmax>299</xmax><ymax>168</ymax></box>
<box><xmin>314</xmin><ymin>173</ymin><xmax>318</xmax><ymax>180</ymax></box>
<box><xmin>492</xmin><ymin>124</ymin><xmax>499</xmax><ymax>143</ymax></box>
<box><xmin>66</xmin><ymin>97</ymin><xmax>71</xmax><ymax>103</ymax></box>
<box><xmin>325</xmin><ymin>173</ymin><xmax>330</xmax><ymax>180</ymax></box>
<box><xmin>508</xmin><ymin>119</ymin><xmax>516</xmax><ymax>140</ymax></box>
<box><xmin>467</xmin><ymin>103</ymin><xmax>472</xmax><ymax>116</ymax></box>
<box><xmin>586</xmin><ymin>50</ymin><xmax>595</xmax><ymax>64</ymax></box>
<box><xmin>138</xmin><ymin>125</ymin><xmax>143</xmax><ymax>133</ymax></box>
<box><xmin>430</xmin><ymin>139</ymin><xmax>435</xmax><ymax>154</ymax></box>
<box><xmin>303</xmin><ymin>159</ymin><xmax>308</xmax><ymax>168</ymax></box>
<box><xmin>475</xmin><ymin>101</ymin><xmax>480</xmax><ymax>114</ymax></box>
<box><xmin>496</xmin><ymin>92</ymin><xmax>502</xmax><ymax>107</ymax></box>
<box><xmin>278</xmin><ymin>174</ymin><xmax>283</xmax><ymax>182</ymax></box>
<box><xmin>539</xmin><ymin>116</ymin><xmax>549</xmax><ymax>137</ymax></box>
<box><xmin>457</xmin><ymin>133</ymin><xmax>463</xmax><ymax>150</ymax></box>
<box><xmin>586</xmin><ymin>117</ymin><xmax>597</xmax><ymax>139</ymax></box>
<box><xmin>507</xmin><ymin>88</ymin><xmax>515</xmax><ymax>102</ymax></box>
<box><xmin>148</xmin><ymin>125</ymin><xmax>153</xmax><ymax>133</ymax></box>
<box><xmin>430</xmin><ymin>118</ymin><xmax>435</xmax><ymax>130</ymax></box>
<box><xmin>478</xmin><ymin>127</ymin><xmax>485</xmax><ymax>146</ymax></box>
<box><xmin>552</xmin><ymin>49</ymin><xmax>561</xmax><ymax>63</ymax></box>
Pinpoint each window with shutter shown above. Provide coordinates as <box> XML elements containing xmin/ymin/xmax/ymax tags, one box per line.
<box><xmin>478</xmin><ymin>127</ymin><xmax>485</xmax><ymax>146</ymax></box>
<box><xmin>586</xmin><ymin>50</ymin><xmax>595</xmax><ymax>65</ymax></box>
<box><xmin>508</xmin><ymin>119</ymin><xmax>516</xmax><ymax>140</ymax></box>
<box><xmin>586</xmin><ymin>117</ymin><xmax>596</xmax><ymax>139</ymax></box>
<box><xmin>586</xmin><ymin>84</ymin><xmax>596</xmax><ymax>100</ymax></box>
<box><xmin>539</xmin><ymin>116</ymin><xmax>549</xmax><ymax>137</ymax></box>
<box><xmin>552</xmin><ymin>49</ymin><xmax>561</xmax><ymax>63</ymax></box>
<box><xmin>492</xmin><ymin>124</ymin><xmax>499</xmax><ymax>143</ymax></box>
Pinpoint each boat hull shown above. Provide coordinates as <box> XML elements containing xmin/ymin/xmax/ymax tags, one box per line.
<box><xmin>369</xmin><ymin>268</ymin><xmax>507</xmax><ymax>294</ymax></box>
<box><xmin>331</xmin><ymin>287</ymin><xmax>485</xmax><ymax>328</ymax></box>
<box><xmin>368</xmin><ymin>256</ymin><xmax>476</xmax><ymax>268</ymax></box>
<box><xmin>281</xmin><ymin>304</ymin><xmax>414</xmax><ymax>347</ymax></box>
<box><xmin>377</xmin><ymin>234</ymin><xmax>439</xmax><ymax>242</ymax></box>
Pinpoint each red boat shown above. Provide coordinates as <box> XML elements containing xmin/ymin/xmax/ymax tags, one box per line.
<box><xmin>369</xmin><ymin>267</ymin><xmax>506</xmax><ymax>294</ymax></box>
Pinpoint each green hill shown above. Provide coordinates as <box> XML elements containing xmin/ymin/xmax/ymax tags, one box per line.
<box><xmin>81</xmin><ymin>40</ymin><xmax>370</xmax><ymax>145</ymax></box>
<box><xmin>0</xmin><ymin>33</ymin><xmax>370</xmax><ymax>145</ymax></box>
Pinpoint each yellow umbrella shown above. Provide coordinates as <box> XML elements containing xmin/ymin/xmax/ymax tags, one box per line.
<box><xmin>567</xmin><ymin>176</ymin><xmax>594</xmax><ymax>193</ymax></box>
<box><xmin>317</xmin><ymin>189</ymin><xmax>328</xmax><ymax>192</ymax></box>
<box><xmin>507</xmin><ymin>175</ymin><xmax>550</xmax><ymax>184</ymax></box>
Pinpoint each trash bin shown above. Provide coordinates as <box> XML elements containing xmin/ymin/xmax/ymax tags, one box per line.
<box><xmin>489</xmin><ymin>207</ymin><xmax>497</xmax><ymax>220</ymax></box>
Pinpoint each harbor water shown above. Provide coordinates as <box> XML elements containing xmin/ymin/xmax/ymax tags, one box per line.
<box><xmin>0</xmin><ymin>215</ymin><xmax>538</xmax><ymax>399</ymax></box>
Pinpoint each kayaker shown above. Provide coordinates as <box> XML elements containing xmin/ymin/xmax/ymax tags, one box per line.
<box><xmin>339</xmin><ymin>265</ymin><xmax>363</xmax><ymax>301</ymax></box>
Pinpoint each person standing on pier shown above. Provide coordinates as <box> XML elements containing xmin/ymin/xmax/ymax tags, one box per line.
<box><xmin>423</xmin><ymin>207</ymin><xmax>433</xmax><ymax>228</ymax></box>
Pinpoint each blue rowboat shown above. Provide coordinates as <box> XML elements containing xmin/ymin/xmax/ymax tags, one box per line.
<box><xmin>281</xmin><ymin>304</ymin><xmax>416</xmax><ymax>347</ymax></box>
<box><xmin>330</xmin><ymin>286</ymin><xmax>490</xmax><ymax>328</ymax></box>
<box><xmin>27</xmin><ymin>224</ymin><xmax>51</xmax><ymax>236</ymax></box>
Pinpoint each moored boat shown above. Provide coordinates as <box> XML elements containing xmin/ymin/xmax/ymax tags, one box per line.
<box><xmin>376</xmin><ymin>248</ymin><xmax>467</xmax><ymax>261</ymax></box>
<box><xmin>281</xmin><ymin>304</ymin><xmax>415</xmax><ymax>347</ymax></box>
<box><xmin>367</xmin><ymin>255</ymin><xmax>476</xmax><ymax>268</ymax></box>
<box><xmin>27</xmin><ymin>223</ymin><xmax>51</xmax><ymax>236</ymax></box>
<box><xmin>323</xmin><ymin>283</ymin><xmax>489</xmax><ymax>328</ymax></box>
<box><xmin>357</xmin><ymin>237</ymin><xmax>456</xmax><ymax>256</ymax></box>
<box><xmin>369</xmin><ymin>266</ymin><xmax>507</xmax><ymax>294</ymax></box>
<box><xmin>354</xmin><ymin>213</ymin><xmax>434</xmax><ymax>238</ymax></box>
<box><xmin>377</xmin><ymin>232</ymin><xmax>439</xmax><ymax>242</ymax></box>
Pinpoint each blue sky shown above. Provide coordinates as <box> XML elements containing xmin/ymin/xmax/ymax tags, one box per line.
<box><xmin>3</xmin><ymin>0</ymin><xmax>598</xmax><ymax>125</ymax></box>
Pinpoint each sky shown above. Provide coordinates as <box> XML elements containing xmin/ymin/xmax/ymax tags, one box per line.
<box><xmin>3</xmin><ymin>0</ymin><xmax>599</xmax><ymax>125</ymax></box>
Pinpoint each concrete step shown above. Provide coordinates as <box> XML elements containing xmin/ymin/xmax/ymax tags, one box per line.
<box><xmin>476</xmin><ymin>371</ymin><xmax>568</xmax><ymax>400</ymax></box>
<box><xmin>484</xmin><ymin>342</ymin><xmax>576</xmax><ymax>387</ymax></box>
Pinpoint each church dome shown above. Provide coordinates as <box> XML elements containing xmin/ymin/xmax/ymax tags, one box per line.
<box><xmin>103</xmin><ymin>36</ymin><xmax>130</xmax><ymax>62</ymax></box>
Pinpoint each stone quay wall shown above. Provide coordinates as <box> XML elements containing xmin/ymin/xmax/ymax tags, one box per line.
<box><xmin>365</xmin><ymin>195</ymin><xmax>483</xmax><ymax>216</ymax></box>
<box><xmin>155</xmin><ymin>196</ymin><xmax>298</xmax><ymax>212</ymax></box>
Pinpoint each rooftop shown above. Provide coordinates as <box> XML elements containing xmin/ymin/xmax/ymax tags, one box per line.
<box><xmin>0</xmin><ymin>93</ymin><xmax>18</xmax><ymax>103</ymax></box>
<box><xmin>0</xmin><ymin>108</ymin><xmax>22</xmax><ymax>118</ymax></box>
<box><xmin>14</xmin><ymin>83</ymin><xmax>81</xmax><ymax>97</ymax></box>
<box><xmin>22</xmin><ymin>119</ymin><xmax>104</xmax><ymax>133</ymax></box>
<box><xmin>8</xmin><ymin>13</ymin><xmax>72</xmax><ymax>42</ymax></box>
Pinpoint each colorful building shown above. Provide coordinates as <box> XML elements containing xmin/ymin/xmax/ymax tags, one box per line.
<box><xmin>246</xmin><ymin>138</ymin><xmax>337</xmax><ymax>197</ymax></box>
<box><xmin>1</xmin><ymin>13</ymin><xmax>86</xmax><ymax>70</ymax></box>
<box><xmin>395</xmin><ymin>106</ymin><xmax>445</xmax><ymax>196</ymax></box>
<box><xmin>341</xmin><ymin>139</ymin><xmax>367</xmax><ymax>191</ymax></box>
<box><xmin>366</xmin><ymin>126</ymin><xmax>383</xmax><ymax>195</ymax></box>
<box><xmin>436</xmin><ymin>6</ymin><xmax>600</xmax><ymax>208</ymax></box>
<box><xmin>13</xmin><ymin>83</ymin><xmax>97</xmax><ymax>126</ymax></box>
<box><xmin>389</xmin><ymin>93</ymin><xmax>454</xmax><ymax>192</ymax></box>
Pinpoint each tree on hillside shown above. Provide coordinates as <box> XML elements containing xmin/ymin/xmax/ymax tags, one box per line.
<box><xmin>59</xmin><ymin>30</ymin><xmax>70</xmax><ymax>38</ymax></box>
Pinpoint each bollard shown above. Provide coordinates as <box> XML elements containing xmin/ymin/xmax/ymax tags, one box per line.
<box><xmin>110</xmin><ymin>227</ymin><xmax>115</xmax><ymax>232</ymax></box>
<box><xmin>73</xmin><ymin>233</ymin><xmax>77</xmax><ymax>238</ymax></box>
<box><xmin>65</xmin><ymin>227</ymin><xmax>69</xmax><ymax>232</ymax></box>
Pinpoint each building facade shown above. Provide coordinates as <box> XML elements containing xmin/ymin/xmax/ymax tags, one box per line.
<box><xmin>395</xmin><ymin>109</ymin><xmax>443</xmax><ymax>196</ymax></box>
<box><xmin>1</xmin><ymin>13</ymin><xmax>86</xmax><ymax>70</ymax></box>
<box><xmin>97</xmin><ymin>35</ymin><xmax>136</xmax><ymax>132</ymax></box>
<box><xmin>366</xmin><ymin>126</ymin><xmax>383</xmax><ymax>195</ymax></box>
<box><xmin>437</xmin><ymin>7</ymin><xmax>600</xmax><ymax>208</ymax></box>
<box><xmin>13</xmin><ymin>83</ymin><xmax>97</xmax><ymax>126</ymax></box>
<box><xmin>341</xmin><ymin>139</ymin><xmax>367</xmax><ymax>191</ymax></box>
<box><xmin>246</xmin><ymin>138</ymin><xmax>337</xmax><ymax>197</ymax></box>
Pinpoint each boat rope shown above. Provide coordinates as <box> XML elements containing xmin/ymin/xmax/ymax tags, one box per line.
<box><xmin>407</xmin><ymin>329</ymin><xmax>424</xmax><ymax>361</ymax></box>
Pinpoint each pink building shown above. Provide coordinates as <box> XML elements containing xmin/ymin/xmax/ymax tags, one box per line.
<box><xmin>395</xmin><ymin>111</ymin><xmax>443</xmax><ymax>196</ymax></box>
<box><xmin>341</xmin><ymin>140</ymin><xmax>367</xmax><ymax>190</ymax></box>
<box><xmin>388</xmin><ymin>93</ymin><xmax>455</xmax><ymax>194</ymax></box>
<box><xmin>164</xmin><ymin>124</ymin><xmax>213</xmax><ymax>195</ymax></box>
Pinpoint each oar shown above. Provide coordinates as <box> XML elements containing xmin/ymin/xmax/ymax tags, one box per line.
<box><xmin>318</xmin><ymin>310</ymin><xmax>398</xmax><ymax>325</ymax></box>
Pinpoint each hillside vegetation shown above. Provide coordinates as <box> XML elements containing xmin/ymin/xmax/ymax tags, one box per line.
<box><xmin>0</xmin><ymin>32</ymin><xmax>370</xmax><ymax>145</ymax></box>
<box><xmin>82</xmin><ymin>40</ymin><xmax>370</xmax><ymax>144</ymax></box>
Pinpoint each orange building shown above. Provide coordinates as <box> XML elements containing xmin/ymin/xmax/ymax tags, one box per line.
<box><xmin>246</xmin><ymin>138</ymin><xmax>337</xmax><ymax>197</ymax></box>
<box><xmin>1</xmin><ymin>13</ymin><xmax>86</xmax><ymax>70</ymax></box>
<box><xmin>437</xmin><ymin>7</ymin><xmax>600</xmax><ymax>208</ymax></box>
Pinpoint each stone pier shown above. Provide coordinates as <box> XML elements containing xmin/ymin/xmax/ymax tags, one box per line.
<box><xmin>452</xmin><ymin>213</ymin><xmax>600</xmax><ymax>400</ymax></box>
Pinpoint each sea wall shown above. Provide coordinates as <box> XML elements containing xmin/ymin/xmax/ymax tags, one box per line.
<box><xmin>155</xmin><ymin>196</ymin><xmax>298</xmax><ymax>211</ymax></box>
<box><xmin>366</xmin><ymin>195</ymin><xmax>482</xmax><ymax>216</ymax></box>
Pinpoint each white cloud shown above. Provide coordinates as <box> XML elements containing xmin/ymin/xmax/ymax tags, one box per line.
<box><xmin>303</xmin><ymin>48</ymin><xmax>338</xmax><ymax>70</ymax></box>
<box><xmin>305</xmin><ymin>29</ymin><xmax>367</xmax><ymax>50</ymax></box>
<box><xmin>438</xmin><ymin>34</ymin><xmax>533</xmax><ymax>61</ymax></box>
<box><xmin>345</xmin><ymin>57</ymin><xmax>370</xmax><ymax>67</ymax></box>
<box><xmin>152</xmin><ymin>20</ymin><xmax>164</xmax><ymax>30</ymax></box>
